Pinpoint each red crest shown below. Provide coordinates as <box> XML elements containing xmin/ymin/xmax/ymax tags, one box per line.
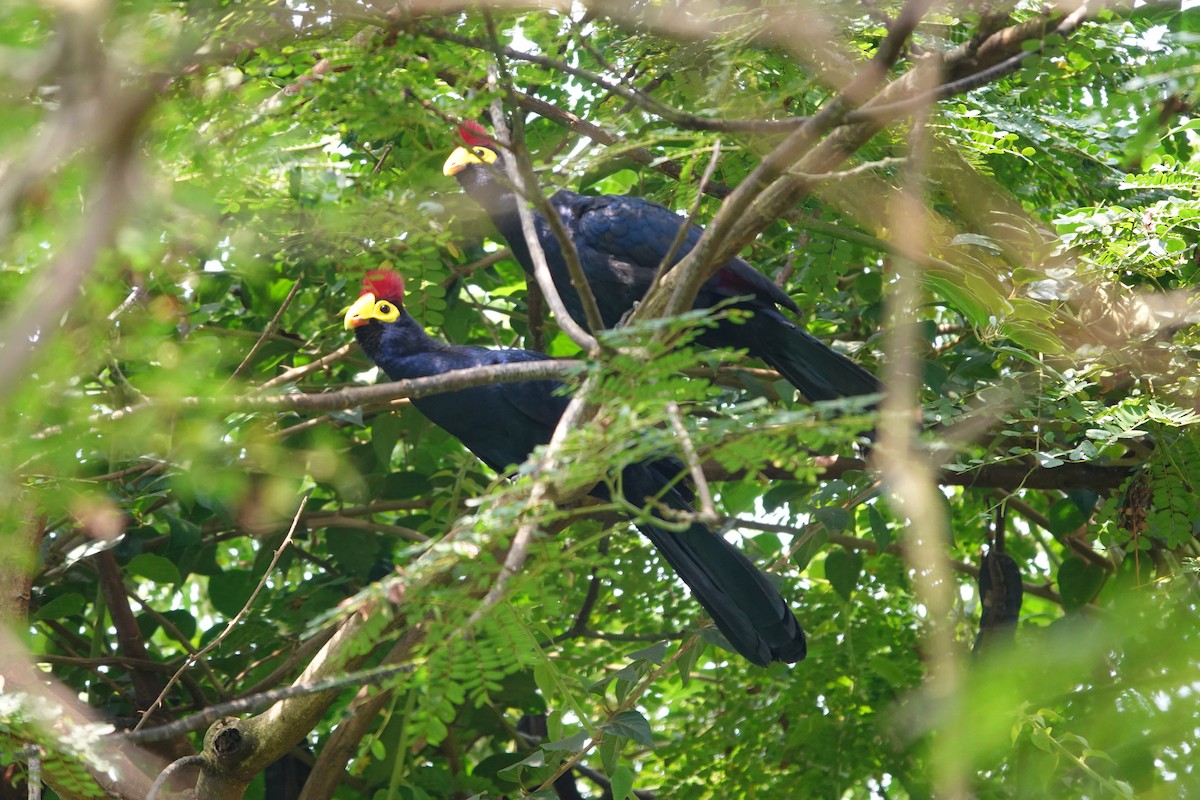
<box><xmin>457</xmin><ymin>120</ymin><xmax>493</xmax><ymax>148</ymax></box>
<box><xmin>362</xmin><ymin>269</ymin><xmax>405</xmax><ymax>304</ymax></box>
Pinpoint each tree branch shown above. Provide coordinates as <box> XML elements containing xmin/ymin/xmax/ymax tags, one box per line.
<box><xmin>483</xmin><ymin>48</ymin><xmax>605</xmax><ymax>350</ymax></box>
<box><xmin>133</xmin><ymin>495</ymin><xmax>310</xmax><ymax>733</ymax></box>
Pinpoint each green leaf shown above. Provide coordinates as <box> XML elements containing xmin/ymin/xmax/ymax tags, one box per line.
<box><xmin>370</xmin><ymin>737</ymin><xmax>386</xmax><ymax>760</ymax></box>
<box><xmin>867</xmin><ymin>504</ymin><xmax>892</xmax><ymax>551</ymax></box>
<box><xmin>627</xmin><ymin>641</ymin><xmax>668</xmax><ymax>664</ymax></box>
<box><xmin>159</xmin><ymin>609</ymin><xmax>198</xmax><ymax>641</ymax></box>
<box><xmin>674</xmin><ymin>637</ymin><xmax>704</xmax><ymax>687</ymax></box>
<box><xmin>208</xmin><ymin>569</ymin><xmax>257</xmax><ymax>618</ymax></box>
<box><xmin>925</xmin><ymin>273</ymin><xmax>992</xmax><ymax>327</ymax></box>
<box><xmin>951</xmin><ymin>233</ymin><xmax>1003</xmax><ymax>252</ymax></box>
<box><xmin>814</xmin><ymin>505</ymin><xmax>851</xmax><ymax>534</ymax></box>
<box><xmin>127</xmin><ymin>553</ymin><xmax>182</xmax><ymax>585</ymax></box>
<box><xmin>543</xmin><ymin>731</ymin><xmax>589</xmax><ymax>753</ymax></box>
<box><xmin>609</xmin><ymin>765</ymin><xmax>635</xmax><ymax>800</ymax></box>
<box><xmin>792</xmin><ymin>527</ymin><xmax>830</xmax><ymax>571</ymax></box>
<box><xmin>34</xmin><ymin>593</ymin><xmax>86</xmax><ymax>621</ymax></box>
<box><xmin>471</xmin><ymin>753</ymin><xmax>523</xmax><ymax>788</ymax></box>
<box><xmin>1047</xmin><ymin>497</ymin><xmax>1088</xmax><ymax>537</ymax></box>
<box><xmin>599</xmin><ymin>735</ymin><xmax>621</xmax><ymax>776</ymax></box>
<box><xmin>325</xmin><ymin>528</ymin><xmax>382</xmax><ymax>577</ymax></box>
<box><xmin>602</xmin><ymin>710</ymin><xmax>654</xmax><ymax>748</ymax></box>
<box><xmin>1057</xmin><ymin>557</ymin><xmax>1106</xmax><ymax>610</ymax></box>
<box><xmin>165</xmin><ymin>515</ymin><xmax>202</xmax><ymax>552</ymax></box>
<box><xmin>371</xmin><ymin>412</ymin><xmax>404</xmax><ymax>467</ymax></box>
<box><xmin>825</xmin><ymin>548</ymin><xmax>864</xmax><ymax>601</ymax></box>
<box><xmin>1029</xmin><ymin>724</ymin><xmax>1055</xmax><ymax>752</ymax></box>
<box><xmin>498</xmin><ymin>749</ymin><xmax>545</xmax><ymax>776</ymax></box>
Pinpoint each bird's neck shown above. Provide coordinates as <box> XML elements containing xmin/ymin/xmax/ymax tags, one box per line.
<box><xmin>457</xmin><ymin>166</ymin><xmax>526</xmax><ymax>240</ymax></box>
<box><xmin>354</xmin><ymin>312</ymin><xmax>448</xmax><ymax>378</ymax></box>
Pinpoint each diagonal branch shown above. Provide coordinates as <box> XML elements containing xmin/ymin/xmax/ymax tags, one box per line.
<box><xmin>625</xmin><ymin>2</ymin><xmax>1099</xmax><ymax>324</ymax></box>
<box><xmin>132</xmin><ymin>495</ymin><xmax>310</xmax><ymax>733</ymax></box>
<box><xmin>482</xmin><ymin>24</ymin><xmax>606</xmax><ymax>349</ymax></box>
<box><xmin>228</xmin><ymin>278</ymin><xmax>303</xmax><ymax>384</ymax></box>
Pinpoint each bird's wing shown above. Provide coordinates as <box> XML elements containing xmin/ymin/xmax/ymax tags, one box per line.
<box><xmin>482</xmin><ymin>348</ymin><xmax>573</xmax><ymax>430</ymax></box>
<box><xmin>553</xmin><ymin>192</ymin><xmax>801</xmax><ymax>314</ymax></box>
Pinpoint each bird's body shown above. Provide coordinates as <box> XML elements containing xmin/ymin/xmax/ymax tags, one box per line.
<box><xmin>444</xmin><ymin>126</ymin><xmax>880</xmax><ymax>402</ymax></box>
<box><xmin>345</xmin><ymin>269</ymin><xmax>806</xmax><ymax>666</ymax></box>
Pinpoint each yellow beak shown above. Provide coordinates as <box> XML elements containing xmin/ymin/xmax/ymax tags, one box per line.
<box><xmin>442</xmin><ymin>146</ymin><xmax>483</xmax><ymax>177</ymax></box>
<box><xmin>343</xmin><ymin>293</ymin><xmax>377</xmax><ymax>329</ymax></box>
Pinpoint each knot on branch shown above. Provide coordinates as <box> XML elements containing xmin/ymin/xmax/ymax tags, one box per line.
<box><xmin>204</xmin><ymin>717</ymin><xmax>255</xmax><ymax>768</ymax></box>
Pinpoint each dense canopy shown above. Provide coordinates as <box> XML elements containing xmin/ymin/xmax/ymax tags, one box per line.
<box><xmin>0</xmin><ymin>1</ymin><xmax>1198</xmax><ymax>799</ymax></box>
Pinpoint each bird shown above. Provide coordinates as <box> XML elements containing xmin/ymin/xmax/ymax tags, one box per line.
<box><xmin>343</xmin><ymin>268</ymin><xmax>807</xmax><ymax>666</ymax></box>
<box><xmin>442</xmin><ymin>121</ymin><xmax>880</xmax><ymax>403</ymax></box>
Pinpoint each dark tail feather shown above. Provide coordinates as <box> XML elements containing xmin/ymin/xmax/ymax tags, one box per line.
<box><xmin>622</xmin><ymin>466</ymin><xmax>806</xmax><ymax>666</ymax></box>
<box><xmin>742</xmin><ymin>311</ymin><xmax>880</xmax><ymax>403</ymax></box>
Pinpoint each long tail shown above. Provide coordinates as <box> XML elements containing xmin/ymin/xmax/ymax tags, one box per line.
<box><xmin>621</xmin><ymin>464</ymin><xmax>807</xmax><ymax>666</ymax></box>
<box><xmin>740</xmin><ymin>310</ymin><xmax>881</xmax><ymax>403</ymax></box>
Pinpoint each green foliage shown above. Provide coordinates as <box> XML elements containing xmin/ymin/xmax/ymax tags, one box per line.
<box><xmin>1</xmin><ymin>1</ymin><xmax>1199</xmax><ymax>798</ymax></box>
<box><xmin>0</xmin><ymin>693</ymin><xmax>113</xmax><ymax>799</ymax></box>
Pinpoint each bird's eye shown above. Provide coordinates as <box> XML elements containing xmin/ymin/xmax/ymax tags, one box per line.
<box><xmin>473</xmin><ymin>147</ymin><xmax>488</xmax><ymax>157</ymax></box>
<box><xmin>378</xmin><ymin>303</ymin><xmax>392</xmax><ymax>314</ymax></box>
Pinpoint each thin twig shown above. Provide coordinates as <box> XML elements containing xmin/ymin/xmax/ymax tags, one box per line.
<box><xmin>107</xmin><ymin>286</ymin><xmax>146</xmax><ymax>321</ymax></box>
<box><xmin>419</xmin><ymin>25</ymin><xmax>810</xmax><ymax>134</ymax></box>
<box><xmin>315</xmin><ymin>515</ymin><xmax>428</xmax><ymax>542</ymax></box>
<box><xmin>664</xmin><ymin>402</ymin><xmax>716</xmax><ymax>523</ymax></box>
<box><xmin>118</xmin><ymin>662</ymin><xmax>414</xmax><ymax>744</ymax></box>
<box><xmin>654</xmin><ymin>139</ymin><xmax>722</xmax><ymax>288</ymax></box>
<box><xmin>34</xmin><ymin>358</ymin><xmax>583</xmax><ymax>439</ymax></box>
<box><xmin>464</xmin><ymin>371</ymin><xmax>598</xmax><ymax>630</ymax></box>
<box><xmin>228</xmin><ymin>277</ymin><xmax>303</xmax><ymax>383</ymax></box>
<box><xmin>440</xmin><ymin>249</ymin><xmax>511</xmax><ymax>290</ymax></box>
<box><xmin>146</xmin><ymin>754</ymin><xmax>205</xmax><ymax>800</ymax></box>
<box><xmin>482</xmin><ymin>26</ymin><xmax>605</xmax><ymax>350</ymax></box>
<box><xmin>371</xmin><ymin>142</ymin><xmax>394</xmax><ymax>174</ymax></box>
<box><xmin>553</xmin><ymin>565</ymin><xmax>604</xmax><ymax>642</ymax></box>
<box><xmin>258</xmin><ymin>343</ymin><xmax>354</xmax><ymax>391</ymax></box>
<box><xmin>125</xmin><ymin>592</ymin><xmax>226</xmax><ymax>695</ymax></box>
<box><xmin>131</xmin><ymin>493</ymin><xmax>310</xmax><ymax>732</ymax></box>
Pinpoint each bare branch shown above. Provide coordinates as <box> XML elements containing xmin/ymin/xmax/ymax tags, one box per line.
<box><xmin>34</xmin><ymin>359</ymin><xmax>583</xmax><ymax>440</ymax></box>
<box><xmin>119</xmin><ymin>662</ymin><xmax>414</xmax><ymax>745</ymax></box>
<box><xmin>877</xmin><ymin>89</ymin><xmax>966</xmax><ymax>800</ymax></box>
<box><xmin>258</xmin><ymin>343</ymin><xmax>355</xmax><ymax>391</ymax></box>
<box><xmin>146</xmin><ymin>755</ymin><xmax>205</xmax><ymax>800</ymax></box>
<box><xmin>465</xmin><ymin>371</ymin><xmax>599</xmax><ymax>629</ymax></box>
<box><xmin>843</xmin><ymin>2</ymin><xmax>1094</xmax><ymax>125</ymax></box>
<box><xmin>420</xmin><ymin>25</ymin><xmax>810</xmax><ymax>134</ymax></box>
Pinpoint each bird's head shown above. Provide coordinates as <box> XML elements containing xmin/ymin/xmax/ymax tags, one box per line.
<box><xmin>343</xmin><ymin>268</ymin><xmax>406</xmax><ymax>330</ymax></box>
<box><xmin>442</xmin><ymin>121</ymin><xmax>501</xmax><ymax>179</ymax></box>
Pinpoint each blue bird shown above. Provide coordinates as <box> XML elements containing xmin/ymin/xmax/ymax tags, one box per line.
<box><xmin>344</xmin><ymin>268</ymin><xmax>806</xmax><ymax>666</ymax></box>
<box><xmin>444</xmin><ymin>122</ymin><xmax>879</xmax><ymax>403</ymax></box>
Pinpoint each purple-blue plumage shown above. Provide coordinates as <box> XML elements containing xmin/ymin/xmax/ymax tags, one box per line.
<box><xmin>445</xmin><ymin>132</ymin><xmax>880</xmax><ymax>403</ymax></box>
<box><xmin>346</xmin><ymin>269</ymin><xmax>806</xmax><ymax>665</ymax></box>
